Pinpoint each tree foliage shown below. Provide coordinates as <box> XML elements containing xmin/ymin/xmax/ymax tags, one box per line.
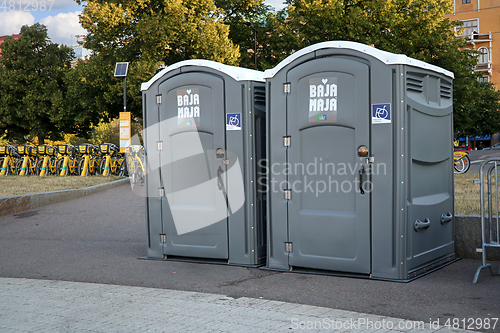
<box><xmin>80</xmin><ymin>0</ymin><xmax>240</xmax><ymax>65</ymax></box>
<box><xmin>74</xmin><ymin>0</ymin><xmax>241</xmax><ymax>120</ymax></box>
<box><xmin>0</xmin><ymin>23</ymin><xmax>75</xmax><ymax>144</ymax></box>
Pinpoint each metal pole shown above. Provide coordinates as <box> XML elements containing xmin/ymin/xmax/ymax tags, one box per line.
<box><xmin>123</xmin><ymin>77</ymin><xmax>127</xmax><ymax>112</ymax></box>
<box><xmin>253</xmin><ymin>29</ymin><xmax>257</xmax><ymax>70</ymax></box>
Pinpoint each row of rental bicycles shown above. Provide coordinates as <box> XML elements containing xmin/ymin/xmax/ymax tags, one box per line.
<box><xmin>0</xmin><ymin>143</ymin><xmax>142</xmax><ymax>177</ymax></box>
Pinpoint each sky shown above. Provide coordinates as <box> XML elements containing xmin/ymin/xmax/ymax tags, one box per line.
<box><xmin>0</xmin><ymin>0</ymin><xmax>287</xmax><ymax>48</ymax></box>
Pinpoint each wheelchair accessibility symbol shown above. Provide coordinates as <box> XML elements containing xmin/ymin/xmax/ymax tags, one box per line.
<box><xmin>372</xmin><ymin>103</ymin><xmax>391</xmax><ymax>124</ymax></box>
<box><xmin>226</xmin><ymin>113</ymin><xmax>242</xmax><ymax>131</ymax></box>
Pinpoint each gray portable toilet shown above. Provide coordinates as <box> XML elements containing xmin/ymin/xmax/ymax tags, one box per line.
<box><xmin>264</xmin><ymin>41</ymin><xmax>455</xmax><ymax>281</ymax></box>
<box><xmin>141</xmin><ymin>60</ymin><xmax>267</xmax><ymax>266</ymax></box>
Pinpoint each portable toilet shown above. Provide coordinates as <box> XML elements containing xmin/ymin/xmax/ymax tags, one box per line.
<box><xmin>141</xmin><ymin>60</ymin><xmax>267</xmax><ymax>266</ymax></box>
<box><xmin>264</xmin><ymin>41</ymin><xmax>455</xmax><ymax>281</ymax></box>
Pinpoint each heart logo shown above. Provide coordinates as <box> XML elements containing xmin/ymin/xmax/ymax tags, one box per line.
<box><xmin>322</xmin><ymin>79</ymin><xmax>328</xmax><ymax>85</ymax></box>
<box><xmin>187</xmin><ymin>89</ymin><xmax>192</xmax><ymax>94</ymax></box>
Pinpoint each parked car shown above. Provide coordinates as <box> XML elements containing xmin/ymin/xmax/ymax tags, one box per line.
<box><xmin>455</xmin><ymin>145</ymin><xmax>473</xmax><ymax>151</ymax></box>
<box><xmin>483</xmin><ymin>143</ymin><xmax>500</xmax><ymax>150</ymax></box>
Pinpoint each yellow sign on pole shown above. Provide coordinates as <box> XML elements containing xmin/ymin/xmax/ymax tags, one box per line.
<box><xmin>119</xmin><ymin>112</ymin><xmax>131</xmax><ymax>153</ymax></box>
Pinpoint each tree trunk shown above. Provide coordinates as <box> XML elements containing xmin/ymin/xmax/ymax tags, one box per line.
<box><xmin>38</xmin><ymin>136</ymin><xmax>45</xmax><ymax>145</ymax></box>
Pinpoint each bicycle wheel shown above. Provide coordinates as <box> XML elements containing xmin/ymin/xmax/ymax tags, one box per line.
<box><xmin>36</xmin><ymin>159</ymin><xmax>44</xmax><ymax>175</ymax></box>
<box><xmin>56</xmin><ymin>159</ymin><xmax>65</xmax><ymax>176</ymax></box>
<box><xmin>99</xmin><ymin>159</ymin><xmax>106</xmax><ymax>175</ymax></box>
<box><xmin>3</xmin><ymin>159</ymin><xmax>11</xmax><ymax>175</ymax></box>
<box><xmin>15</xmin><ymin>159</ymin><xmax>23</xmax><ymax>175</ymax></box>
<box><xmin>70</xmin><ymin>158</ymin><xmax>79</xmax><ymax>175</ymax></box>
<box><xmin>110</xmin><ymin>158</ymin><xmax>117</xmax><ymax>175</ymax></box>
<box><xmin>91</xmin><ymin>159</ymin><xmax>99</xmax><ymax>175</ymax></box>
<box><xmin>27</xmin><ymin>158</ymin><xmax>36</xmax><ymax>175</ymax></box>
<box><xmin>77</xmin><ymin>159</ymin><xmax>85</xmax><ymax>176</ymax></box>
<box><xmin>131</xmin><ymin>161</ymin><xmax>139</xmax><ymax>184</ymax></box>
<box><xmin>49</xmin><ymin>159</ymin><xmax>58</xmax><ymax>176</ymax></box>
<box><xmin>454</xmin><ymin>155</ymin><xmax>471</xmax><ymax>174</ymax></box>
<box><xmin>118</xmin><ymin>159</ymin><xmax>127</xmax><ymax>177</ymax></box>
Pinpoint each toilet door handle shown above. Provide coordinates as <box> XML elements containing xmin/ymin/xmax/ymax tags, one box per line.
<box><xmin>359</xmin><ymin>166</ymin><xmax>365</xmax><ymax>195</ymax></box>
<box><xmin>217</xmin><ymin>166</ymin><xmax>224</xmax><ymax>191</ymax></box>
<box><xmin>441</xmin><ymin>212</ymin><xmax>453</xmax><ymax>224</ymax></box>
<box><xmin>414</xmin><ymin>218</ymin><xmax>431</xmax><ymax>231</ymax></box>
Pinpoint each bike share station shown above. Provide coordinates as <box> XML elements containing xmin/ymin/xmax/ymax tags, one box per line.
<box><xmin>141</xmin><ymin>60</ymin><xmax>267</xmax><ymax>266</ymax></box>
<box><xmin>264</xmin><ymin>41</ymin><xmax>456</xmax><ymax>281</ymax></box>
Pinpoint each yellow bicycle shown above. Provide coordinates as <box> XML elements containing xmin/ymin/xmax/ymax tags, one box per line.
<box><xmin>57</xmin><ymin>144</ymin><xmax>78</xmax><ymax>176</ymax></box>
<box><xmin>125</xmin><ymin>145</ymin><xmax>145</xmax><ymax>184</ymax></box>
<box><xmin>98</xmin><ymin>143</ymin><xmax>121</xmax><ymax>176</ymax></box>
<box><xmin>17</xmin><ymin>145</ymin><xmax>38</xmax><ymax>175</ymax></box>
<box><xmin>454</xmin><ymin>151</ymin><xmax>471</xmax><ymax>174</ymax></box>
<box><xmin>0</xmin><ymin>145</ymin><xmax>20</xmax><ymax>176</ymax></box>
<box><xmin>37</xmin><ymin>145</ymin><xmax>58</xmax><ymax>176</ymax></box>
<box><xmin>77</xmin><ymin>144</ymin><xmax>99</xmax><ymax>176</ymax></box>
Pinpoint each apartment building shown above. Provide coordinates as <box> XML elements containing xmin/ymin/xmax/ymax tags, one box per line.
<box><xmin>446</xmin><ymin>0</ymin><xmax>500</xmax><ymax>87</ymax></box>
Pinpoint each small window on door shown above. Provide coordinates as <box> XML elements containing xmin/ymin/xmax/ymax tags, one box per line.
<box><xmin>462</xmin><ymin>0</ymin><xmax>471</xmax><ymax>3</ymax></box>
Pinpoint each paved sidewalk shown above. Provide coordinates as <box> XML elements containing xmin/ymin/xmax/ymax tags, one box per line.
<box><xmin>0</xmin><ymin>278</ymin><xmax>475</xmax><ymax>333</ymax></box>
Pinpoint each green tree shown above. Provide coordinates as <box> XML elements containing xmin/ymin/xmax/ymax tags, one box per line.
<box><xmin>0</xmin><ymin>23</ymin><xmax>75</xmax><ymax>144</ymax></box>
<box><xmin>74</xmin><ymin>0</ymin><xmax>240</xmax><ymax>120</ymax></box>
<box><xmin>80</xmin><ymin>0</ymin><xmax>240</xmax><ymax>65</ymax></box>
<box><xmin>65</xmin><ymin>56</ymin><xmax>158</xmax><ymax>122</ymax></box>
<box><xmin>213</xmin><ymin>0</ymin><xmax>274</xmax><ymax>70</ymax></box>
<box><xmin>459</xmin><ymin>81</ymin><xmax>500</xmax><ymax>148</ymax></box>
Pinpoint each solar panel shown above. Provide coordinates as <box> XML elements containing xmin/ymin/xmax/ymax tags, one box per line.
<box><xmin>114</xmin><ymin>62</ymin><xmax>129</xmax><ymax>77</ymax></box>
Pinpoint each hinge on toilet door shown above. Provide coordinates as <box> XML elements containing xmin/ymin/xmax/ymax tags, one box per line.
<box><xmin>284</xmin><ymin>189</ymin><xmax>291</xmax><ymax>200</ymax></box>
<box><xmin>284</xmin><ymin>136</ymin><xmax>291</xmax><ymax>147</ymax></box>
<box><xmin>285</xmin><ymin>242</ymin><xmax>293</xmax><ymax>252</ymax></box>
<box><xmin>283</xmin><ymin>83</ymin><xmax>291</xmax><ymax>94</ymax></box>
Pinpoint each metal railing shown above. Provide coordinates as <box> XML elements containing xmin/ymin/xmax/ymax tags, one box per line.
<box><xmin>473</xmin><ymin>158</ymin><xmax>500</xmax><ymax>283</ymax></box>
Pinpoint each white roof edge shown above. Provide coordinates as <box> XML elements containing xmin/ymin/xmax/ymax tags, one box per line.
<box><xmin>141</xmin><ymin>59</ymin><xmax>265</xmax><ymax>91</ymax></box>
<box><xmin>263</xmin><ymin>41</ymin><xmax>454</xmax><ymax>79</ymax></box>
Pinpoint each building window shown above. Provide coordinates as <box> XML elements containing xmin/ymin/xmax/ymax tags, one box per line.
<box><xmin>457</xmin><ymin>19</ymin><xmax>478</xmax><ymax>38</ymax></box>
<box><xmin>462</xmin><ymin>0</ymin><xmax>471</xmax><ymax>3</ymax></box>
<box><xmin>479</xmin><ymin>76</ymin><xmax>490</xmax><ymax>83</ymax></box>
<box><xmin>478</xmin><ymin>47</ymin><xmax>489</xmax><ymax>64</ymax></box>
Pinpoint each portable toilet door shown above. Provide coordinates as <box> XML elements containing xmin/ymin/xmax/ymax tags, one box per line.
<box><xmin>265</xmin><ymin>41</ymin><xmax>455</xmax><ymax>280</ymax></box>
<box><xmin>141</xmin><ymin>60</ymin><xmax>266</xmax><ymax>266</ymax></box>
<box><xmin>268</xmin><ymin>49</ymin><xmax>371</xmax><ymax>274</ymax></box>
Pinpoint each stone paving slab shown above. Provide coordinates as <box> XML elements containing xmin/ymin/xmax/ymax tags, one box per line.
<box><xmin>0</xmin><ymin>278</ymin><xmax>477</xmax><ymax>332</ymax></box>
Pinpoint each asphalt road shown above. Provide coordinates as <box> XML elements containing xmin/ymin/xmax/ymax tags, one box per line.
<box><xmin>466</xmin><ymin>149</ymin><xmax>500</xmax><ymax>174</ymax></box>
<box><xmin>0</xmin><ymin>184</ymin><xmax>499</xmax><ymax>331</ymax></box>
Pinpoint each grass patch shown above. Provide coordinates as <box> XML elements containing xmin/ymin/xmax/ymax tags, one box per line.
<box><xmin>0</xmin><ymin>175</ymin><xmax>125</xmax><ymax>197</ymax></box>
<box><xmin>455</xmin><ymin>173</ymin><xmax>500</xmax><ymax>216</ymax></box>
<box><xmin>454</xmin><ymin>173</ymin><xmax>481</xmax><ymax>215</ymax></box>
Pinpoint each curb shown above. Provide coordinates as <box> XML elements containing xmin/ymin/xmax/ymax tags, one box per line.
<box><xmin>0</xmin><ymin>178</ymin><xmax>130</xmax><ymax>217</ymax></box>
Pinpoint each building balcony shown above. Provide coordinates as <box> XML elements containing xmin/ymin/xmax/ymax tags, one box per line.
<box><xmin>465</xmin><ymin>33</ymin><xmax>493</xmax><ymax>44</ymax></box>
<box><xmin>475</xmin><ymin>62</ymin><xmax>492</xmax><ymax>74</ymax></box>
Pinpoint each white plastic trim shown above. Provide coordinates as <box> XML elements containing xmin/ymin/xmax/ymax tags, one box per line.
<box><xmin>141</xmin><ymin>59</ymin><xmax>265</xmax><ymax>91</ymax></box>
<box><xmin>263</xmin><ymin>41</ymin><xmax>454</xmax><ymax>79</ymax></box>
